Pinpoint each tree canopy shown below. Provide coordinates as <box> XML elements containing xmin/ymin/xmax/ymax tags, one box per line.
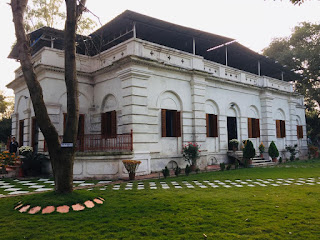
<box><xmin>24</xmin><ymin>0</ymin><xmax>96</xmax><ymax>34</ymax></box>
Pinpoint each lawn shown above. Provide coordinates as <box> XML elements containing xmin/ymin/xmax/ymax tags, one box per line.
<box><xmin>0</xmin><ymin>160</ymin><xmax>320</xmax><ymax>240</ymax></box>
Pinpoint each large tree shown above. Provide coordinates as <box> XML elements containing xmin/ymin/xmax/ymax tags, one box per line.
<box><xmin>263</xmin><ymin>22</ymin><xmax>320</xmax><ymax>142</ymax></box>
<box><xmin>11</xmin><ymin>0</ymin><xmax>87</xmax><ymax>193</ymax></box>
<box><xmin>24</xmin><ymin>0</ymin><xmax>96</xmax><ymax>34</ymax></box>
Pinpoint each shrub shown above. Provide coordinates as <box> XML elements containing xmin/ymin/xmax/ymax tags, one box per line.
<box><xmin>174</xmin><ymin>166</ymin><xmax>181</xmax><ymax>176</ymax></box>
<box><xmin>220</xmin><ymin>162</ymin><xmax>225</xmax><ymax>171</ymax></box>
<box><xmin>279</xmin><ymin>157</ymin><xmax>282</xmax><ymax>164</ymax></box>
<box><xmin>285</xmin><ymin>144</ymin><xmax>298</xmax><ymax>161</ymax></box>
<box><xmin>268</xmin><ymin>141</ymin><xmax>279</xmax><ymax>159</ymax></box>
<box><xmin>185</xmin><ymin>164</ymin><xmax>191</xmax><ymax>176</ymax></box>
<box><xmin>22</xmin><ymin>153</ymin><xmax>49</xmax><ymax>177</ymax></box>
<box><xmin>259</xmin><ymin>142</ymin><xmax>265</xmax><ymax>154</ymax></box>
<box><xmin>234</xmin><ymin>160</ymin><xmax>239</xmax><ymax>169</ymax></box>
<box><xmin>226</xmin><ymin>164</ymin><xmax>232</xmax><ymax>170</ymax></box>
<box><xmin>0</xmin><ymin>151</ymin><xmax>20</xmax><ymax>167</ymax></box>
<box><xmin>162</xmin><ymin>166</ymin><xmax>170</xmax><ymax>178</ymax></box>
<box><xmin>308</xmin><ymin>145</ymin><xmax>318</xmax><ymax>158</ymax></box>
<box><xmin>243</xmin><ymin>140</ymin><xmax>256</xmax><ymax>159</ymax></box>
<box><xmin>182</xmin><ymin>142</ymin><xmax>200</xmax><ymax>166</ymax></box>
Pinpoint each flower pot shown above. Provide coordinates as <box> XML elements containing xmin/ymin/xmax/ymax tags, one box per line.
<box><xmin>190</xmin><ymin>164</ymin><xmax>197</xmax><ymax>172</ymax></box>
<box><xmin>272</xmin><ymin>157</ymin><xmax>277</xmax><ymax>163</ymax></box>
<box><xmin>129</xmin><ymin>172</ymin><xmax>136</xmax><ymax>180</ymax></box>
<box><xmin>260</xmin><ymin>153</ymin><xmax>263</xmax><ymax>158</ymax></box>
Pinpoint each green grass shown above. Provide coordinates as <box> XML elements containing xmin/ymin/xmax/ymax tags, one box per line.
<box><xmin>0</xmin><ymin>160</ymin><xmax>320</xmax><ymax>239</ymax></box>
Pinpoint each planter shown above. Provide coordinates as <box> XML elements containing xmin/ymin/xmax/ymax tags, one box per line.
<box><xmin>190</xmin><ymin>164</ymin><xmax>197</xmax><ymax>172</ymax></box>
<box><xmin>272</xmin><ymin>157</ymin><xmax>277</xmax><ymax>163</ymax></box>
<box><xmin>129</xmin><ymin>172</ymin><xmax>136</xmax><ymax>180</ymax></box>
<box><xmin>260</xmin><ymin>153</ymin><xmax>263</xmax><ymax>158</ymax></box>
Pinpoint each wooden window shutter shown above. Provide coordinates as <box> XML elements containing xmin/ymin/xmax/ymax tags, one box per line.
<box><xmin>213</xmin><ymin>114</ymin><xmax>218</xmax><ymax>137</ymax></box>
<box><xmin>276</xmin><ymin>120</ymin><xmax>281</xmax><ymax>138</ymax></box>
<box><xmin>161</xmin><ymin>109</ymin><xmax>166</xmax><ymax>137</ymax></box>
<box><xmin>111</xmin><ymin>110</ymin><xmax>117</xmax><ymax>138</ymax></box>
<box><xmin>248</xmin><ymin>118</ymin><xmax>253</xmax><ymax>138</ymax></box>
<box><xmin>281</xmin><ymin>120</ymin><xmax>286</xmax><ymax>138</ymax></box>
<box><xmin>176</xmin><ymin>111</ymin><xmax>181</xmax><ymax>137</ymax></box>
<box><xmin>297</xmin><ymin>125</ymin><xmax>303</xmax><ymax>139</ymax></box>
<box><xmin>255</xmin><ymin>119</ymin><xmax>260</xmax><ymax>138</ymax></box>
<box><xmin>206</xmin><ymin>114</ymin><xmax>209</xmax><ymax>137</ymax></box>
<box><xmin>101</xmin><ymin>112</ymin><xmax>106</xmax><ymax>137</ymax></box>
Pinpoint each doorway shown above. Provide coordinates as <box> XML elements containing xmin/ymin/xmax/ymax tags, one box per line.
<box><xmin>227</xmin><ymin>117</ymin><xmax>237</xmax><ymax>150</ymax></box>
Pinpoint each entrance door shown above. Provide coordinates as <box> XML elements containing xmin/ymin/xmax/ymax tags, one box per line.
<box><xmin>227</xmin><ymin>117</ymin><xmax>237</xmax><ymax>150</ymax></box>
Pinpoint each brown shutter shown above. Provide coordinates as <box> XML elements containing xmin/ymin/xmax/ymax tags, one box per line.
<box><xmin>248</xmin><ymin>118</ymin><xmax>253</xmax><ymax>138</ymax></box>
<box><xmin>161</xmin><ymin>109</ymin><xmax>166</xmax><ymax>137</ymax></box>
<box><xmin>276</xmin><ymin>120</ymin><xmax>281</xmax><ymax>138</ymax></box>
<box><xmin>111</xmin><ymin>110</ymin><xmax>117</xmax><ymax>138</ymax></box>
<box><xmin>255</xmin><ymin>119</ymin><xmax>260</xmax><ymax>138</ymax></box>
<box><xmin>206</xmin><ymin>114</ymin><xmax>209</xmax><ymax>137</ymax></box>
<box><xmin>213</xmin><ymin>114</ymin><xmax>218</xmax><ymax>137</ymax></box>
<box><xmin>101</xmin><ymin>112</ymin><xmax>106</xmax><ymax>137</ymax></box>
<box><xmin>297</xmin><ymin>125</ymin><xmax>303</xmax><ymax>139</ymax></box>
<box><xmin>176</xmin><ymin>111</ymin><xmax>181</xmax><ymax>137</ymax></box>
<box><xmin>281</xmin><ymin>120</ymin><xmax>286</xmax><ymax>138</ymax></box>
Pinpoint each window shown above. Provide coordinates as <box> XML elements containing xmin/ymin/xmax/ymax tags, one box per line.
<box><xmin>248</xmin><ymin>118</ymin><xmax>260</xmax><ymax>138</ymax></box>
<box><xmin>161</xmin><ymin>109</ymin><xmax>181</xmax><ymax>137</ymax></box>
<box><xmin>206</xmin><ymin>114</ymin><xmax>218</xmax><ymax>137</ymax></box>
<box><xmin>101</xmin><ymin>111</ymin><xmax>117</xmax><ymax>138</ymax></box>
<box><xmin>19</xmin><ymin>120</ymin><xmax>24</xmax><ymax>147</ymax></box>
<box><xmin>297</xmin><ymin>125</ymin><xmax>303</xmax><ymax>139</ymax></box>
<box><xmin>276</xmin><ymin>120</ymin><xmax>286</xmax><ymax>138</ymax></box>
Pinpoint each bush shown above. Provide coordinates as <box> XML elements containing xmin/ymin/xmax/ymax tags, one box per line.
<box><xmin>226</xmin><ymin>164</ymin><xmax>232</xmax><ymax>170</ymax></box>
<box><xmin>185</xmin><ymin>164</ymin><xmax>191</xmax><ymax>176</ymax></box>
<box><xmin>243</xmin><ymin>140</ymin><xmax>256</xmax><ymax>159</ymax></box>
<box><xmin>174</xmin><ymin>166</ymin><xmax>181</xmax><ymax>176</ymax></box>
<box><xmin>285</xmin><ymin>144</ymin><xmax>298</xmax><ymax>161</ymax></box>
<box><xmin>268</xmin><ymin>141</ymin><xmax>279</xmax><ymax>159</ymax></box>
<box><xmin>234</xmin><ymin>160</ymin><xmax>239</xmax><ymax>169</ymax></box>
<box><xmin>220</xmin><ymin>162</ymin><xmax>225</xmax><ymax>171</ymax></box>
<box><xmin>162</xmin><ymin>166</ymin><xmax>170</xmax><ymax>178</ymax></box>
<box><xmin>279</xmin><ymin>157</ymin><xmax>282</xmax><ymax>164</ymax></box>
<box><xmin>182</xmin><ymin>142</ymin><xmax>200</xmax><ymax>165</ymax></box>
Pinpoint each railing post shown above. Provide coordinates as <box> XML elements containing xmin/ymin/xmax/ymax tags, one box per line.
<box><xmin>130</xmin><ymin>129</ymin><xmax>133</xmax><ymax>151</ymax></box>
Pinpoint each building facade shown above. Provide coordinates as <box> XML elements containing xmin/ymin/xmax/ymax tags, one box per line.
<box><xmin>7</xmin><ymin>11</ymin><xmax>307</xmax><ymax>179</ymax></box>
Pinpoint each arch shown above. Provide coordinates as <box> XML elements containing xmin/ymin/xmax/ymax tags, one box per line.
<box><xmin>247</xmin><ymin>105</ymin><xmax>260</xmax><ymax>119</ymax></box>
<box><xmin>166</xmin><ymin>160</ymin><xmax>178</xmax><ymax>170</ymax></box>
<box><xmin>274</xmin><ymin>108</ymin><xmax>286</xmax><ymax>120</ymax></box>
<box><xmin>296</xmin><ymin>115</ymin><xmax>302</xmax><ymax>125</ymax></box>
<box><xmin>226</xmin><ymin>102</ymin><xmax>240</xmax><ymax>117</ymax></box>
<box><xmin>205</xmin><ymin>100</ymin><xmax>220</xmax><ymax>115</ymax></box>
<box><xmin>58</xmin><ymin>91</ymin><xmax>91</xmax><ymax>112</ymax></box>
<box><xmin>101</xmin><ymin>94</ymin><xmax>118</xmax><ymax>112</ymax></box>
<box><xmin>157</xmin><ymin>91</ymin><xmax>182</xmax><ymax>111</ymax></box>
<box><xmin>16</xmin><ymin>95</ymin><xmax>29</xmax><ymax>114</ymax></box>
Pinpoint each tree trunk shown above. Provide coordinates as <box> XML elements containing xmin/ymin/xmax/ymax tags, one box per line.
<box><xmin>11</xmin><ymin>0</ymin><xmax>87</xmax><ymax>193</ymax></box>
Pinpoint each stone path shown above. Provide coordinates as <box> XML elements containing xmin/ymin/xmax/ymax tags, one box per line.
<box><xmin>1</xmin><ymin>177</ymin><xmax>319</xmax><ymax>197</ymax></box>
<box><xmin>0</xmin><ymin>179</ymin><xmax>111</xmax><ymax>197</ymax></box>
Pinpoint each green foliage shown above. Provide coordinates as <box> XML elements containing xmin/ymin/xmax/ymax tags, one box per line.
<box><xmin>243</xmin><ymin>140</ymin><xmax>256</xmax><ymax>159</ymax></box>
<box><xmin>285</xmin><ymin>144</ymin><xmax>299</xmax><ymax>161</ymax></box>
<box><xmin>182</xmin><ymin>142</ymin><xmax>200</xmax><ymax>165</ymax></box>
<box><xmin>234</xmin><ymin>160</ymin><xmax>239</xmax><ymax>169</ymax></box>
<box><xmin>24</xmin><ymin>0</ymin><xmax>97</xmax><ymax>34</ymax></box>
<box><xmin>174</xmin><ymin>166</ymin><xmax>181</xmax><ymax>176</ymax></box>
<box><xmin>226</xmin><ymin>164</ymin><xmax>232</xmax><ymax>171</ymax></box>
<box><xmin>306</xmin><ymin>111</ymin><xmax>320</xmax><ymax>143</ymax></box>
<box><xmin>0</xmin><ymin>117</ymin><xmax>11</xmax><ymax>144</ymax></box>
<box><xmin>219</xmin><ymin>162</ymin><xmax>225</xmax><ymax>171</ymax></box>
<box><xmin>268</xmin><ymin>141</ymin><xmax>279</xmax><ymax>158</ymax></box>
<box><xmin>185</xmin><ymin>164</ymin><xmax>191</xmax><ymax>176</ymax></box>
<box><xmin>162</xmin><ymin>166</ymin><xmax>170</xmax><ymax>178</ymax></box>
<box><xmin>20</xmin><ymin>147</ymin><xmax>49</xmax><ymax>176</ymax></box>
<box><xmin>279</xmin><ymin>157</ymin><xmax>283</xmax><ymax>164</ymax></box>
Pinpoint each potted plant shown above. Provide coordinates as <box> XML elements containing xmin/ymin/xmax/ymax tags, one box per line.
<box><xmin>243</xmin><ymin>140</ymin><xmax>255</xmax><ymax>167</ymax></box>
<box><xmin>285</xmin><ymin>144</ymin><xmax>298</xmax><ymax>161</ymax></box>
<box><xmin>259</xmin><ymin>142</ymin><xmax>265</xmax><ymax>158</ymax></box>
<box><xmin>182</xmin><ymin>142</ymin><xmax>200</xmax><ymax>171</ymax></box>
<box><xmin>268</xmin><ymin>141</ymin><xmax>279</xmax><ymax>162</ymax></box>
<box><xmin>229</xmin><ymin>139</ymin><xmax>239</xmax><ymax>151</ymax></box>
<box><xmin>122</xmin><ymin>160</ymin><xmax>141</xmax><ymax>180</ymax></box>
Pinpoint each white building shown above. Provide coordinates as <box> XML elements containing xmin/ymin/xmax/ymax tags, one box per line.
<box><xmin>7</xmin><ymin>10</ymin><xmax>307</xmax><ymax>179</ymax></box>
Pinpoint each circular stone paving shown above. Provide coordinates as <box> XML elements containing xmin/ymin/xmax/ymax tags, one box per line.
<box><xmin>14</xmin><ymin>197</ymin><xmax>105</xmax><ymax>214</ymax></box>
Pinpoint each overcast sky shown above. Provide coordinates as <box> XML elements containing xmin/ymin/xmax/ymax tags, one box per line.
<box><xmin>1</xmin><ymin>0</ymin><xmax>319</xmax><ymax>96</ymax></box>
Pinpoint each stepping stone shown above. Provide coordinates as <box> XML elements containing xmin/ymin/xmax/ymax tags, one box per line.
<box><xmin>258</xmin><ymin>184</ymin><xmax>267</xmax><ymax>187</ymax></box>
<box><xmin>256</xmin><ymin>179</ymin><xmax>263</xmax><ymax>181</ymax></box>
<box><xmin>266</xmin><ymin>179</ymin><xmax>274</xmax><ymax>181</ymax></box>
<box><xmin>225</xmin><ymin>180</ymin><xmax>231</xmax><ymax>182</ymax></box>
<box><xmin>246</xmin><ymin>180</ymin><xmax>252</xmax><ymax>182</ymax></box>
<box><xmin>306</xmin><ymin>183</ymin><xmax>315</xmax><ymax>185</ymax></box>
<box><xmin>0</xmin><ymin>185</ymin><xmax>15</xmax><ymax>188</ymax></box>
<box><xmin>214</xmin><ymin>180</ymin><xmax>221</xmax><ymax>182</ymax></box>
<box><xmin>295</xmin><ymin>183</ymin><xmax>303</xmax><ymax>185</ymax></box>
<box><xmin>223</xmin><ymin>185</ymin><xmax>231</xmax><ymax>188</ymax></box>
<box><xmin>203</xmin><ymin>181</ymin><xmax>210</xmax><ymax>183</ymax></box>
<box><xmin>241</xmin><ymin>182</ymin><xmax>248</xmax><ymax>184</ymax></box>
<box><xmin>162</xmin><ymin>186</ymin><xmax>170</xmax><ymax>189</ymax></box>
<box><xmin>19</xmin><ymin>205</ymin><xmax>30</xmax><ymax>213</ymax></box>
<box><xmin>199</xmin><ymin>185</ymin><xmax>207</xmax><ymax>188</ymax></box>
<box><xmin>34</xmin><ymin>188</ymin><xmax>53</xmax><ymax>192</ymax></box>
<box><xmin>235</xmin><ymin>185</ymin><xmax>243</xmax><ymax>187</ymax></box>
<box><xmin>23</xmin><ymin>183</ymin><xmax>38</xmax><ymax>186</ymax></box>
<box><xmin>97</xmin><ymin>181</ymin><xmax>111</xmax><ymax>184</ymax></box>
<box><xmin>287</xmin><ymin>178</ymin><xmax>295</xmax><ymax>181</ymax></box>
<box><xmin>125</xmin><ymin>188</ymin><xmax>132</xmax><ymax>190</ymax></box>
<box><xmin>210</xmin><ymin>185</ymin><xmax>219</xmax><ymax>188</ymax></box>
<box><xmin>150</xmin><ymin>187</ymin><xmax>157</xmax><ymax>189</ymax></box>
<box><xmin>73</xmin><ymin>181</ymin><xmax>85</xmax><ymax>184</ymax></box>
<box><xmin>72</xmin><ymin>204</ymin><xmax>85</xmax><ymax>211</ymax></box>
<box><xmin>175</xmin><ymin>186</ymin><xmax>182</xmax><ymax>189</ymax></box>
<box><xmin>283</xmin><ymin>183</ymin><xmax>291</xmax><ymax>186</ymax></box>
<box><xmin>8</xmin><ymin>191</ymin><xmax>29</xmax><ymax>195</ymax></box>
<box><xmin>247</xmin><ymin>184</ymin><xmax>255</xmax><ymax>187</ymax></box>
<box><xmin>235</xmin><ymin>180</ymin><xmax>241</xmax><ymax>182</ymax></box>
<box><xmin>271</xmin><ymin>184</ymin><xmax>280</xmax><ymax>186</ymax></box>
<box><xmin>14</xmin><ymin>203</ymin><xmax>24</xmax><ymax>210</ymax></box>
<box><xmin>42</xmin><ymin>206</ymin><xmax>55</xmax><ymax>214</ymax></box>
<box><xmin>276</xmin><ymin>181</ymin><xmax>283</xmax><ymax>184</ymax></box>
<box><xmin>4</xmin><ymin>188</ymin><xmax>21</xmax><ymax>191</ymax></box>
<box><xmin>277</xmin><ymin>178</ymin><xmax>284</xmax><ymax>180</ymax></box>
<box><xmin>29</xmin><ymin>185</ymin><xmax>45</xmax><ymax>189</ymax></box>
<box><xmin>93</xmin><ymin>198</ymin><xmax>104</xmax><ymax>204</ymax></box>
<box><xmin>13</xmin><ymin>179</ymin><xmax>20</xmax><ymax>182</ymax></box>
<box><xmin>44</xmin><ymin>181</ymin><xmax>54</xmax><ymax>184</ymax></box>
<box><xmin>18</xmin><ymin>181</ymin><xmax>31</xmax><ymax>184</ymax></box>
<box><xmin>87</xmin><ymin>189</ymin><xmax>93</xmax><ymax>191</ymax></box>
<box><xmin>38</xmin><ymin>178</ymin><xmax>49</xmax><ymax>182</ymax></box>
<box><xmin>84</xmin><ymin>200</ymin><xmax>95</xmax><ymax>208</ymax></box>
<box><xmin>29</xmin><ymin>206</ymin><xmax>41</xmax><ymax>214</ymax></box>
<box><xmin>217</xmin><ymin>182</ymin><xmax>226</xmax><ymax>185</ymax></box>
<box><xmin>317</xmin><ymin>182</ymin><xmax>320</xmax><ymax>184</ymax></box>
<box><xmin>186</xmin><ymin>185</ymin><xmax>194</xmax><ymax>188</ymax></box>
<box><xmin>57</xmin><ymin>205</ymin><xmax>70</xmax><ymax>213</ymax></box>
<box><xmin>100</xmin><ymin>188</ymin><xmax>106</xmax><ymax>190</ymax></box>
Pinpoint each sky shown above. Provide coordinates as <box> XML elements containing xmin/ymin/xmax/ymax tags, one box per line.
<box><xmin>1</xmin><ymin>0</ymin><xmax>319</xmax><ymax>96</ymax></box>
